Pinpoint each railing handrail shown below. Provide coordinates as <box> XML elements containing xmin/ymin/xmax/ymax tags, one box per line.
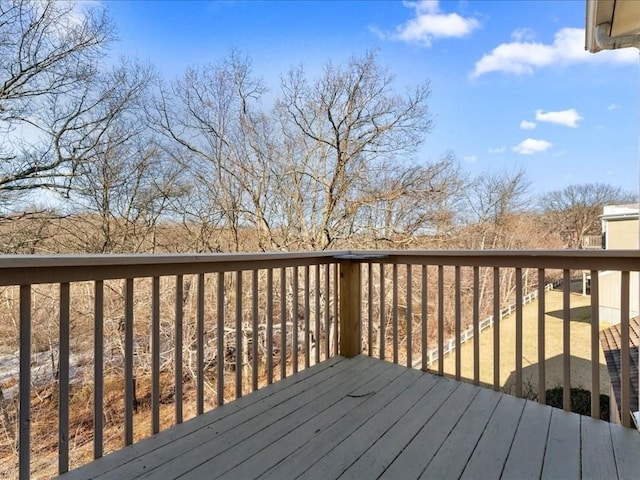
<box><xmin>0</xmin><ymin>251</ymin><xmax>344</xmax><ymax>286</ymax></box>
<box><xmin>350</xmin><ymin>249</ymin><xmax>640</xmax><ymax>271</ymax></box>
<box><xmin>4</xmin><ymin>249</ymin><xmax>640</xmax><ymax>286</ymax></box>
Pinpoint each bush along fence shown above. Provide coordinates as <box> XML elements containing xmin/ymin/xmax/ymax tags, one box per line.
<box><xmin>415</xmin><ymin>279</ymin><xmax>565</xmax><ymax>369</ymax></box>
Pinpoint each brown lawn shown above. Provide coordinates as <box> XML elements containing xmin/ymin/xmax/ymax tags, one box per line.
<box><xmin>433</xmin><ymin>289</ymin><xmax>611</xmax><ymax>397</ymax></box>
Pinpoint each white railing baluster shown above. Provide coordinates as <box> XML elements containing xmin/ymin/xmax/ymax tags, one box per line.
<box><xmin>252</xmin><ymin>270</ymin><xmax>259</xmax><ymax>390</ymax></box>
<box><xmin>280</xmin><ymin>268</ymin><xmax>286</xmax><ymax>379</ymax></box>
<box><xmin>236</xmin><ymin>271</ymin><xmax>243</xmax><ymax>397</ymax></box>
<box><xmin>473</xmin><ymin>266</ymin><xmax>479</xmax><ymax>386</ymax></box>
<box><xmin>438</xmin><ymin>265</ymin><xmax>444</xmax><ymax>376</ymax></box>
<box><xmin>266</xmin><ymin>269</ymin><xmax>274</xmax><ymax>383</ymax></box>
<box><xmin>515</xmin><ymin>268</ymin><xmax>523</xmax><ymax>398</ymax></box>
<box><xmin>216</xmin><ymin>272</ymin><xmax>225</xmax><ymax>406</ymax></box>
<box><xmin>406</xmin><ymin>265</ymin><xmax>412</xmax><ymax>368</ymax></box>
<box><xmin>493</xmin><ymin>267</ymin><xmax>500</xmax><ymax>391</ymax></box>
<box><xmin>151</xmin><ymin>277</ymin><xmax>160</xmax><ymax>434</ymax></box>
<box><xmin>393</xmin><ymin>263</ymin><xmax>399</xmax><ymax>364</ymax></box>
<box><xmin>563</xmin><ymin>269</ymin><xmax>571</xmax><ymax>412</ymax></box>
<box><xmin>304</xmin><ymin>265</ymin><xmax>310</xmax><ymax>368</ymax></box>
<box><xmin>198</xmin><ymin>273</ymin><xmax>205</xmax><ymax>413</ymax></box>
<box><xmin>315</xmin><ymin>265</ymin><xmax>320</xmax><ymax>365</ymax></box>
<box><xmin>124</xmin><ymin>278</ymin><xmax>134</xmax><ymax>445</ymax></box>
<box><xmin>19</xmin><ymin>284</ymin><xmax>31</xmax><ymax>480</ymax></box>
<box><xmin>93</xmin><ymin>280</ymin><xmax>104</xmax><ymax>459</ymax></box>
<box><xmin>368</xmin><ymin>263</ymin><xmax>373</xmax><ymax>357</ymax></box>
<box><xmin>421</xmin><ymin>265</ymin><xmax>427</xmax><ymax>372</ymax></box>
<box><xmin>324</xmin><ymin>264</ymin><xmax>330</xmax><ymax>359</ymax></box>
<box><xmin>59</xmin><ymin>282</ymin><xmax>70</xmax><ymax>474</ymax></box>
<box><xmin>333</xmin><ymin>263</ymin><xmax>339</xmax><ymax>356</ymax></box>
<box><xmin>621</xmin><ymin>270</ymin><xmax>631</xmax><ymax>427</ymax></box>
<box><xmin>454</xmin><ymin>266</ymin><xmax>461</xmax><ymax>380</ymax></box>
<box><xmin>537</xmin><ymin>269</ymin><xmax>546</xmax><ymax>405</ymax></box>
<box><xmin>379</xmin><ymin>263</ymin><xmax>386</xmax><ymax>361</ymax></box>
<box><xmin>590</xmin><ymin>269</ymin><xmax>599</xmax><ymax>419</ymax></box>
<box><xmin>292</xmin><ymin>267</ymin><xmax>299</xmax><ymax>374</ymax></box>
<box><xmin>175</xmin><ymin>275</ymin><xmax>183</xmax><ymax>422</ymax></box>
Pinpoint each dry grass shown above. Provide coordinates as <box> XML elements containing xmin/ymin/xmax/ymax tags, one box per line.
<box><xmin>434</xmin><ymin>289</ymin><xmax>611</xmax><ymax>396</ymax></box>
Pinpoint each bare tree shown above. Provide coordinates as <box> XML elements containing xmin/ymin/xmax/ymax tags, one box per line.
<box><xmin>55</xmin><ymin>61</ymin><xmax>187</xmax><ymax>254</ymax></box>
<box><xmin>0</xmin><ymin>0</ymin><xmax>113</xmax><ymax>200</ymax></box>
<box><xmin>354</xmin><ymin>154</ymin><xmax>464</xmax><ymax>248</ymax></box>
<box><xmin>463</xmin><ymin>169</ymin><xmax>531</xmax><ymax>250</ymax></box>
<box><xmin>152</xmin><ymin>51</ymin><xmax>273</xmax><ymax>251</ymax></box>
<box><xmin>540</xmin><ymin>183</ymin><xmax>636</xmax><ymax>248</ymax></box>
<box><xmin>277</xmin><ymin>50</ymin><xmax>433</xmax><ymax>249</ymax></box>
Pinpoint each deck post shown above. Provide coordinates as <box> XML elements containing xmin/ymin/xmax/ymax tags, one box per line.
<box><xmin>339</xmin><ymin>258</ymin><xmax>361</xmax><ymax>357</ymax></box>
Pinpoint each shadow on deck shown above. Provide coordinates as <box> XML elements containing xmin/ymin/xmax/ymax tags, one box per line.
<box><xmin>59</xmin><ymin>355</ymin><xmax>640</xmax><ymax>480</ymax></box>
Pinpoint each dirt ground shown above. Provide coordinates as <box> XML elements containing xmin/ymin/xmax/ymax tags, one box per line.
<box><xmin>433</xmin><ymin>289</ymin><xmax>611</xmax><ymax>396</ymax></box>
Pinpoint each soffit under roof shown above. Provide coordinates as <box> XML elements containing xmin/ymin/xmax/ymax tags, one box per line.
<box><xmin>586</xmin><ymin>0</ymin><xmax>640</xmax><ymax>52</ymax></box>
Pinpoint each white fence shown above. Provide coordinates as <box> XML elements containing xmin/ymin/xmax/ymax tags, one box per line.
<box><xmin>418</xmin><ymin>279</ymin><xmax>563</xmax><ymax>368</ymax></box>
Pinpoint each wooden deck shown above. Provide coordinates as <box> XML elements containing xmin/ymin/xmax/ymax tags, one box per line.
<box><xmin>59</xmin><ymin>355</ymin><xmax>640</xmax><ymax>480</ymax></box>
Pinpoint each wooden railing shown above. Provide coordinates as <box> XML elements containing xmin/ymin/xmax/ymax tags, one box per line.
<box><xmin>343</xmin><ymin>250</ymin><xmax>639</xmax><ymax>429</ymax></box>
<box><xmin>5</xmin><ymin>249</ymin><xmax>640</xmax><ymax>478</ymax></box>
<box><xmin>5</xmin><ymin>253</ymin><xmax>341</xmax><ymax>479</ymax></box>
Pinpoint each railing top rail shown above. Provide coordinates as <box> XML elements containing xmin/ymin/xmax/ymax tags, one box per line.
<box><xmin>349</xmin><ymin>249</ymin><xmax>640</xmax><ymax>271</ymax></box>
<box><xmin>0</xmin><ymin>251</ymin><xmax>345</xmax><ymax>268</ymax></box>
<box><xmin>0</xmin><ymin>251</ymin><xmax>346</xmax><ymax>286</ymax></box>
<box><xmin>2</xmin><ymin>248</ymin><xmax>640</xmax><ymax>286</ymax></box>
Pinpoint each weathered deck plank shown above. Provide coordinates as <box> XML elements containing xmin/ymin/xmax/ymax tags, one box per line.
<box><xmin>258</xmin><ymin>367</ymin><xmax>431</xmax><ymax>480</ymax></box>
<box><xmin>201</xmin><ymin>362</ymin><xmax>402</xmax><ymax>478</ymax></box>
<box><xmin>581</xmin><ymin>416</ymin><xmax>617</xmax><ymax>479</ymax></box>
<box><xmin>61</xmin><ymin>355</ymin><xmax>355</xmax><ymax>480</ymax></box>
<box><xmin>459</xmin><ymin>393</ymin><xmax>526</xmax><ymax>479</ymax></box>
<box><xmin>419</xmin><ymin>387</ymin><xmax>501</xmax><ymax>479</ymax></box>
<box><xmin>379</xmin><ymin>381</ymin><xmax>480</xmax><ymax>479</ymax></box>
<box><xmin>501</xmin><ymin>399</ymin><xmax>552</xmax><ymax>479</ymax></box>
<box><xmin>542</xmin><ymin>407</ymin><xmax>582</xmax><ymax>479</ymax></box>
<box><xmin>216</xmin><ymin>365</ymin><xmax>420</xmax><ymax>479</ymax></box>
<box><xmin>609</xmin><ymin>421</ymin><xmax>640</xmax><ymax>479</ymax></box>
<box><xmin>57</xmin><ymin>355</ymin><xmax>640</xmax><ymax>480</ymax></box>
<box><xmin>286</xmin><ymin>369</ymin><xmax>438</xmax><ymax>480</ymax></box>
<box><xmin>143</xmin><ymin>358</ymin><xmax>393</xmax><ymax>479</ymax></box>
<box><xmin>338</xmin><ymin>375</ymin><xmax>460</xmax><ymax>480</ymax></box>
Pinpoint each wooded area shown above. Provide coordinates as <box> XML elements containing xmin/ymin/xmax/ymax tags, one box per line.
<box><xmin>0</xmin><ymin>1</ymin><xmax>635</xmax><ymax>257</ymax></box>
<box><xmin>0</xmin><ymin>1</ymin><xmax>638</xmax><ymax>478</ymax></box>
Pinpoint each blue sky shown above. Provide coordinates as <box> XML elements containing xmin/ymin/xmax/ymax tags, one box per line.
<box><xmin>104</xmin><ymin>0</ymin><xmax>640</xmax><ymax>196</ymax></box>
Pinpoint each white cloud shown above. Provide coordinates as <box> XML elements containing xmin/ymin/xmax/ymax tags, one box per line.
<box><xmin>607</xmin><ymin>103</ymin><xmax>619</xmax><ymax>111</ymax></box>
<box><xmin>488</xmin><ymin>146</ymin><xmax>506</xmax><ymax>153</ymax></box>
<box><xmin>535</xmin><ymin>108</ymin><xmax>582</xmax><ymax>127</ymax></box>
<box><xmin>511</xmin><ymin>28</ymin><xmax>535</xmax><ymax>42</ymax></box>
<box><xmin>374</xmin><ymin>0</ymin><xmax>480</xmax><ymax>47</ymax></box>
<box><xmin>512</xmin><ymin>138</ymin><xmax>552</xmax><ymax>155</ymax></box>
<box><xmin>520</xmin><ymin>120</ymin><xmax>537</xmax><ymax>130</ymax></box>
<box><xmin>472</xmin><ymin>27</ymin><xmax>638</xmax><ymax>77</ymax></box>
<box><xmin>463</xmin><ymin>155</ymin><xmax>477</xmax><ymax>163</ymax></box>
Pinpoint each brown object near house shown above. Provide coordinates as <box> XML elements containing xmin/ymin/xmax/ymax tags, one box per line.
<box><xmin>600</xmin><ymin>317</ymin><xmax>639</xmax><ymax>426</ymax></box>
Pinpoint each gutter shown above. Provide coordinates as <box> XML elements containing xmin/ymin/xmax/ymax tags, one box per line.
<box><xmin>595</xmin><ymin>22</ymin><xmax>640</xmax><ymax>50</ymax></box>
<box><xmin>600</xmin><ymin>213</ymin><xmax>640</xmax><ymax>221</ymax></box>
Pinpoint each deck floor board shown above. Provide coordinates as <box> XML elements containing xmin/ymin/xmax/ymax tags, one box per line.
<box><xmin>58</xmin><ymin>355</ymin><xmax>640</xmax><ymax>480</ymax></box>
<box><xmin>501</xmin><ymin>400</ymin><xmax>552</xmax><ymax>479</ymax></box>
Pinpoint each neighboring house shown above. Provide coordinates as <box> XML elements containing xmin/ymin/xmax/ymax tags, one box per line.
<box><xmin>596</xmin><ymin>204</ymin><xmax>640</xmax><ymax>428</ymax></box>
<box><xmin>600</xmin><ymin>317</ymin><xmax>639</xmax><ymax>427</ymax></box>
<box><xmin>597</xmin><ymin>204</ymin><xmax>640</xmax><ymax>324</ymax></box>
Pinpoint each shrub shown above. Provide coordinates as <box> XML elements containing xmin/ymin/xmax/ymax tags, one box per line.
<box><xmin>545</xmin><ymin>387</ymin><xmax>609</xmax><ymax>421</ymax></box>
